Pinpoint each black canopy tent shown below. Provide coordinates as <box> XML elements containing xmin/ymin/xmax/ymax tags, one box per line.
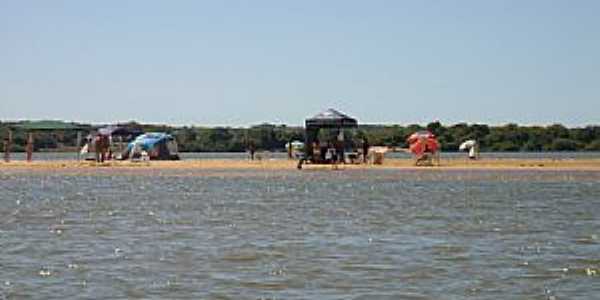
<box><xmin>300</xmin><ymin>109</ymin><xmax>358</xmax><ymax>167</ymax></box>
<box><xmin>305</xmin><ymin>109</ymin><xmax>358</xmax><ymax>129</ymax></box>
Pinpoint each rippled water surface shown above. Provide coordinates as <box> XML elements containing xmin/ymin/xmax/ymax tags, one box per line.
<box><xmin>1</xmin><ymin>168</ymin><xmax>599</xmax><ymax>299</ymax></box>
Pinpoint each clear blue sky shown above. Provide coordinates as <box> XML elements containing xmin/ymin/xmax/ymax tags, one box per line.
<box><xmin>1</xmin><ymin>0</ymin><xmax>598</xmax><ymax>127</ymax></box>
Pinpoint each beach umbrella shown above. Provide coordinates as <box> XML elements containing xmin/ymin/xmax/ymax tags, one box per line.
<box><xmin>407</xmin><ymin>131</ymin><xmax>435</xmax><ymax>144</ymax></box>
<box><xmin>97</xmin><ymin>126</ymin><xmax>117</xmax><ymax>136</ymax></box>
<box><xmin>459</xmin><ymin>140</ymin><xmax>477</xmax><ymax>151</ymax></box>
<box><xmin>407</xmin><ymin>131</ymin><xmax>439</xmax><ymax>157</ymax></box>
<box><xmin>459</xmin><ymin>139</ymin><xmax>479</xmax><ymax>159</ymax></box>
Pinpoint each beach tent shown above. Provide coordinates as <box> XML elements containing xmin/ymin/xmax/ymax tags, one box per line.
<box><xmin>299</xmin><ymin>109</ymin><xmax>359</xmax><ymax>167</ymax></box>
<box><xmin>122</xmin><ymin>132</ymin><xmax>179</xmax><ymax>160</ymax></box>
<box><xmin>304</xmin><ymin>109</ymin><xmax>358</xmax><ymax>146</ymax></box>
<box><xmin>80</xmin><ymin>125</ymin><xmax>144</xmax><ymax>161</ymax></box>
<box><xmin>305</xmin><ymin>109</ymin><xmax>358</xmax><ymax>129</ymax></box>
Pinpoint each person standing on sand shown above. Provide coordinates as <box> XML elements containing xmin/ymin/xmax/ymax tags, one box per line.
<box><xmin>94</xmin><ymin>135</ymin><xmax>109</xmax><ymax>163</ymax></box>
<box><xmin>312</xmin><ymin>140</ymin><xmax>320</xmax><ymax>163</ymax></box>
<box><xmin>287</xmin><ymin>139</ymin><xmax>293</xmax><ymax>159</ymax></box>
<box><xmin>336</xmin><ymin>131</ymin><xmax>345</xmax><ymax>163</ymax></box>
<box><xmin>94</xmin><ymin>136</ymin><xmax>101</xmax><ymax>162</ymax></box>
<box><xmin>3</xmin><ymin>138</ymin><xmax>9</xmax><ymax>162</ymax></box>
<box><xmin>335</xmin><ymin>139</ymin><xmax>344</xmax><ymax>163</ymax></box>
<box><xmin>362</xmin><ymin>138</ymin><xmax>369</xmax><ymax>163</ymax></box>
<box><xmin>26</xmin><ymin>134</ymin><xmax>33</xmax><ymax>162</ymax></box>
<box><xmin>248</xmin><ymin>140</ymin><xmax>256</xmax><ymax>160</ymax></box>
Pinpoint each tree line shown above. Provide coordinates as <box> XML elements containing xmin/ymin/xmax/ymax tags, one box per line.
<box><xmin>1</xmin><ymin>121</ymin><xmax>599</xmax><ymax>152</ymax></box>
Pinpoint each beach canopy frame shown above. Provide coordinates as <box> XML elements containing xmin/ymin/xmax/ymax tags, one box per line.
<box><xmin>302</xmin><ymin>109</ymin><xmax>358</xmax><ymax>165</ymax></box>
<box><xmin>8</xmin><ymin>121</ymin><xmax>85</xmax><ymax>162</ymax></box>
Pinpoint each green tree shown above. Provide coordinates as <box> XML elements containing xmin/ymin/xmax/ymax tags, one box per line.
<box><xmin>550</xmin><ymin>138</ymin><xmax>581</xmax><ymax>151</ymax></box>
<box><xmin>585</xmin><ymin>140</ymin><xmax>600</xmax><ymax>151</ymax></box>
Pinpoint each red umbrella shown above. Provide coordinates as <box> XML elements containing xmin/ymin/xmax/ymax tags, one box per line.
<box><xmin>407</xmin><ymin>131</ymin><xmax>435</xmax><ymax>144</ymax></box>
<box><xmin>407</xmin><ymin>131</ymin><xmax>439</xmax><ymax>157</ymax></box>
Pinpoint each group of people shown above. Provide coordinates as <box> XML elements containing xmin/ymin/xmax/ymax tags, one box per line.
<box><xmin>308</xmin><ymin>138</ymin><xmax>370</xmax><ymax>164</ymax></box>
<box><xmin>310</xmin><ymin>140</ymin><xmax>346</xmax><ymax>164</ymax></box>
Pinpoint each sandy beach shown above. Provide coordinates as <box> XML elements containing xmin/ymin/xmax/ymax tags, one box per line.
<box><xmin>1</xmin><ymin>158</ymin><xmax>599</xmax><ymax>172</ymax></box>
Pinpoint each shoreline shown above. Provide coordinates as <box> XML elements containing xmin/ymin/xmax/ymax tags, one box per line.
<box><xmin>1</xmin><ymin>158</ymin><xmax>600</xmax><ymax>172</ymax></box>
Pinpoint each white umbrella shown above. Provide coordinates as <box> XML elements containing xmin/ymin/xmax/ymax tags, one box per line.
<box><xmin>459</xmin><ymin>140</ymin><xmax>477</xmax><ymax>151</ymax></box>
<box><xmin>80</xmin><ymin>143</ymin><xmax>89</xmax><ymax>154</ymax></box>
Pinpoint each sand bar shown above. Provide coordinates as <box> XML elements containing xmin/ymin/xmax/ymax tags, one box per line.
<box><xmin>1</xmin><ymin>158</ymin><xmax>599</xmax><ymax>172</ymax></box>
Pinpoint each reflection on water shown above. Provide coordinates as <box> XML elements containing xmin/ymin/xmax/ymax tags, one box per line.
<box><xmin>1</xmin><ymin>169</ymin><xmax>599</xmax><ymax>299</ymax></box>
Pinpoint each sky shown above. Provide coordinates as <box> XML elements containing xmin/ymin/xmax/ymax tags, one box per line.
<box><xmin>1</xmin><ymin>0</ymin><xmax>598</xmax><ymax>127</ymax></box>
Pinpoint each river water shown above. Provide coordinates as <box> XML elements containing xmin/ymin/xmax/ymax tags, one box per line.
<box><xmin>1</xmin><ymin>168</ymin><xmax>599</xmax><ymax>299</ymax></box>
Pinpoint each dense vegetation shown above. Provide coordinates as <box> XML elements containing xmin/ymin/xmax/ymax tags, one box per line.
<box><xmin>1</xmin><ymin>121</ymin><xmax>600</xmax><ymax>152</ymax></box>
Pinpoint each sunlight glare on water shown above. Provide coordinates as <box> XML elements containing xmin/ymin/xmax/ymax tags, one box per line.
<box><xmin>1</xmin><ymin>168</ymin><xmax>599</xmax><ymax>299</ymax></box>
